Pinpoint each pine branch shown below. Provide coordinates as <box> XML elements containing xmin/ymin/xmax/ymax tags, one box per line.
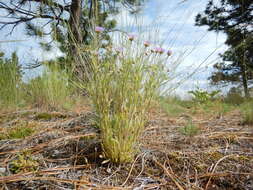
<box><xmin>0</xmin><ymin>1</ymin><xmax>67</xmax><ymax>34</ymax></box>
<box><xmin>15</xmin><ymin>0</ymin><xmax>71</xmax><ymax>12</ymax></box>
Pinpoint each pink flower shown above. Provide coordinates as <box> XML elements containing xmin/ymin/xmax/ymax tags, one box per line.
<box><xmin>154</xmin><ymin>47</ymin><xmax>164</xmax><ymax>54</ymax></box>
<box><xmin>95</xmin><ymin>26</ymin><xmax>105</xmax><ymax>33</ymax></box>
<box><xmin>144</xmin><ymin>41</ymin><xmax>151</xmax><ymax>47</ymax></box>
<box><xmin>167</xmin><ymin>50</ymin><xmax>172</xmax><ymax>56</ymax></box>
<box><xmin>128</xmin><ymin>34</ymin><xmax>135</xmax><ymax>41</ymax></box>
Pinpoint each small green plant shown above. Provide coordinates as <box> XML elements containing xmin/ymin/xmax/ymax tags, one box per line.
<box><xmin>188</xmin><ymin>88</ymin><xmax>220</xmax><ymax>103</ymax></box>
<box><xmin>10</xmin><ymin>150</ymin><xmax>39</xmax><ymax>174</ymax></box>
<box><xmin>179</xmin><ymin>119</ymin><xmax>200</xmax><ymax>136</ymax></box>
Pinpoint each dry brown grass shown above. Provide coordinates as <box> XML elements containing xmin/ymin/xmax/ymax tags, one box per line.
<box><xmin>0</xmin><ymin>107</ymin><xmax>252</xmax><ymax>190</ymax></box>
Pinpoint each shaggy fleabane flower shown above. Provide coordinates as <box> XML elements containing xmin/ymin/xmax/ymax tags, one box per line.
<box><xmin>95</xmin><ymin>26</ymin><xmax>105</xmax><ymax>33</ymax></box>
<box><xmin>167</xmin><ymin>50</ymin><xmax>172</xmax><ymax>56</ymax></box>
<box><xmin>144</xmin><ymin>41</ymin><xmax>151</xmax><ymax>47</ymax></box>
<box><xmin>154</xmin><ymin>47</ymin><xmax>164</xmax><ymax>54</ymax></box>
<box><xmin>128</xmin><ymin>34</ymin><xmax>135</xmax><ymax>41</ymax></box>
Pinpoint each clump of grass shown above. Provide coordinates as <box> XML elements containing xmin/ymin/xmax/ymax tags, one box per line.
<box><xmin>10</xmin><ymin>150</ymin><xmax>39</xmax><ymax>174</ymax></box>
<box><xmin>0</xmin><ymin>52</ymin><xmax>23</xmax><ymax>109</ymax></box>
<box><xmin>179</xmin><ymin>119</ymin><xmax>200</xmax><ymax>136</ymax></box>
<box><xmin>24</xmin><ymin>65</ymin><xmax>74</xmax><ymax>110</ymax></box>
<box><xmin>79</xmin><ymin>33</ymin><xmax>169</xmax><ymax>163</ymax></box>
<box><xmin>241</xmin><ymin>101</ymin><xmax>253</xmax><ymax>125</ymax></box>
<box><xmin>0</xmin><ymin>122</ymin><xmax>36</xmax><ymax>140</ymax></box>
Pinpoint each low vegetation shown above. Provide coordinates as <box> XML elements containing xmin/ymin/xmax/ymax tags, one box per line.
<box><xmin>0</xmin><ymin>99</ymin><xmax>252</xmax><ymax>189</ymax></box>
<box><xmin>34</xmin><ymin>112</ymin><xmax>67</xmax><ymax>120</ymax></box>
<box><xmin>179</xmin><ymin>119</ymin><xmax>200</xmax><ymax>137</ymax></box>
<box><xmin>0</xmin><ymin>121</ymin><xmax>36</xmax><ymax>140</ymax></box>
<box><xmin>10</xmin><ymin>150</ymin><xmax>39</xmax><ymax>174</ymax></box>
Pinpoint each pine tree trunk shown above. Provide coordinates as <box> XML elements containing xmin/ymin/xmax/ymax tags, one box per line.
<box><xmin>68</xmin><ymin>0</ymin><xmax>91</xmax><ymax>80</ymax></box>
<box><xmin>241</xmin><ymin>63</ymin><xmax>250</xmax><ymax>98</ymax></box>
<box><xmin>69</xmin><ymin>0</ymin><xmax>82</xmax><ymax>44</ymax></box>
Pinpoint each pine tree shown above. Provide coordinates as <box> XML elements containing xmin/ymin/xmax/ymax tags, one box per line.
<box><xmin>0</xmin><ymin>0</ymin><xmax>144</xmax><ymax>75</ymax></box>
<box><xmin>195</xmin><ymin>0</ymin><xmax>253</xmax><ymax>97</ymax></box>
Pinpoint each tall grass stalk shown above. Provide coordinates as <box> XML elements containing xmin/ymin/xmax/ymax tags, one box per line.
<box><xmin>78</xmin><ymin>33</ymin><xmax>169</xmax><ymax>163</ymax></box>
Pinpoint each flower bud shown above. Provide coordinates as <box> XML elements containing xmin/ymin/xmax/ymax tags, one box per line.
<box><xmin>144</xmin><ymin>41</ymin><xmax>151</xmax><ymax>47</ymax></box>
<box><xmin>95</xmin><ymin>26</ymin><xmax>105</xmax><ymax>33</ymax></box>
<box><xmin>128</xmin><ymin>34</ymin><xmax>135</xmax><ymax>41</ymax></box>
<box><xmin>167</xmin><ymin>50</ymin><xmax>172</xmax><ymax>56</ymax></box>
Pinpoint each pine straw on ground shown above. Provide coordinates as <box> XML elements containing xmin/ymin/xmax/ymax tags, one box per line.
<box><xmin>0</xmin><ymin>108</ymin><xmax>252</xmax><ymax>190</ymax></box>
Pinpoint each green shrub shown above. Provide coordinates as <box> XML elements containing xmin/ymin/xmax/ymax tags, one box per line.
<box><xmin>79</xmin><ymin>35</ymin><xmax>169</xmax><ymax>163</ymax></box>
<box><xmin>0</xmin><ymin>52</ymin><xmax>23</xmax><ymax>109</ymax></box>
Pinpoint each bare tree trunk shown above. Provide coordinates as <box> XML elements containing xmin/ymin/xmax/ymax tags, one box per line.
<box><xmin>68</xmin><ymin>0</ymin><xmax>89</xmax><ymax>80</ymax></box>
<box><xmin>68</xmin><ymin>0</ymin><xmax>95</xmax><ymax>80</ymax></box>
<box><xmin>69</xmin><ymin>0</ymin><xmax>82</xmax><ymax>44</ymax></box>
<box><xmin>241</xmin><ymin>63</ymin><xmax>250</xmax><ymax>98</ymax></box>
<box><xmin>241</xmin><ymin>37</ymin><xmax>250</xmax><ymax>98</ymax></box>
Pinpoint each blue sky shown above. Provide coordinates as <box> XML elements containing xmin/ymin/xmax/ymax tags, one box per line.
<box><xmin>0</xmin><ymin>0</ymin><xmax>229</xmax><ymax>97</ymax></box>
